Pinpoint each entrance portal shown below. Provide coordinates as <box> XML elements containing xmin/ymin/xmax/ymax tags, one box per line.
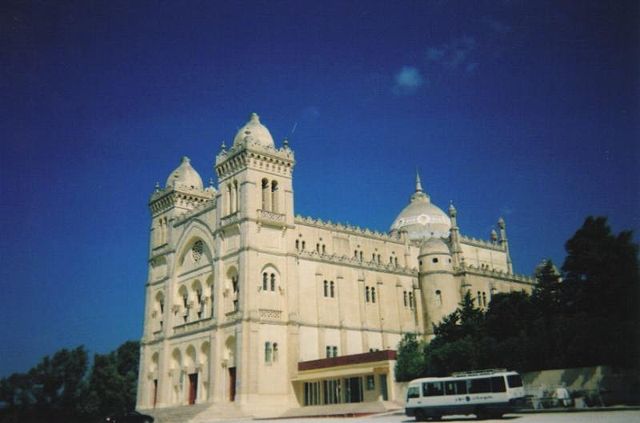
<box><xmin>188</xmin><ymin>373</ymin><xmax>198</xmax><ymax>405</ymax></box>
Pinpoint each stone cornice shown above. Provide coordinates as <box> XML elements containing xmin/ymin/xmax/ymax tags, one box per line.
<box><xmin>149</xmin><ymin>187</ymin><xmax>215</xmax><ymax>216</ymax></box>
<box><xmin>215</xmin><ymin>142</ymin><xmax>295</xmax><ymax>180</ymax></box>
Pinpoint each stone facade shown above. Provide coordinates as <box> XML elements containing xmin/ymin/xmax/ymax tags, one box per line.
<box><xmin>136</xmin><ymin>113</ymin><xmax>535</xmax><ymax>418</ymax></box>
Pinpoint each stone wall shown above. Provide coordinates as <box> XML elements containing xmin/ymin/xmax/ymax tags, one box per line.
<box><xmin>522</xmin><ymin>366</ymin><xmax>640</xmax><ymax>406</ymax></box>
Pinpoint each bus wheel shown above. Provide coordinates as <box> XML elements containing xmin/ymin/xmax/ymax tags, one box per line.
<box><xmin>475</xmin><ymin>407</ymin><xmax>488</xmax><ymax>420</ymax></box>
<box><xmin>415</xmin><ymin>409</ymin><xmax>426</xmax><ymax>422</ymax></box>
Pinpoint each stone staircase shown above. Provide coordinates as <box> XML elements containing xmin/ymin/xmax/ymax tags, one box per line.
<box><xmin>144</xmin><ymin>403</ymin><xmax>211</xmax><ymax>423</ymax></box>
<box><xmin>191</xmin><ymin>403</ymin><xmax>250</xmax><ymax>422</ymax></box>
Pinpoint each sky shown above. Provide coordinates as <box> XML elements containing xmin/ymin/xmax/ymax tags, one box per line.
<box><xmin>0</xmin><ymin>0</ymin><xmax>638</xmax><ymax>377</ymax></box>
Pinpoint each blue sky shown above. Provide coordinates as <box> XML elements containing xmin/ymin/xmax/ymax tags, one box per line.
<box><xmin>1</xmin><ymin>0</ymin><xmax>638</xmax><ymax>377</ymax></box>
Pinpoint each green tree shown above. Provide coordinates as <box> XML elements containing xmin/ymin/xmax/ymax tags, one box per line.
<box><xmin>424</xmin><ymin>291</ymin><xmax>492</xmax><ymax>376</ymax></box>
<box><xmin>85</xmin><ymin>340</ymin><xmax>140</xmax><ymax>417</ymax></box>
<box><xmin>560</xmin><ymin>216</ymin><xmax>639</xmax><ymax>368</ymax></box>
<box><xmin>394</xmin><ymin>333</ymin><xmax>426</xmax><ymax>382</ymax></box>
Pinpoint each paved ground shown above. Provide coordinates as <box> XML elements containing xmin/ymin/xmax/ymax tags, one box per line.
<box><xmin>216</xmin><ymin>409</ymin><xmax>640</xmax><ymax>423</ymax></box>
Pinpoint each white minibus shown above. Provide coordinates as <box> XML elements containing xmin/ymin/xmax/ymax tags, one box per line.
<box><xmin>405</xmin><ymin>369</ymin><xmax>526</xmax><ymax>420</ymax></box>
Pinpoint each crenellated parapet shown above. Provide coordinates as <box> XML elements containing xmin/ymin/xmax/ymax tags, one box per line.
<box><xmin>294</xmin><ymin>214</ymin><xmax>404</xmax><ymax>243</ymax></box>
<box><xmin>296</xmin><ymin>248</ymin><xmax>417</xmax><ymax>276</ymax></box>
<box><xmin>459</xmin><ymin>234</ymin><xmax>504</xmax><ymax>251</ymax></box>
<box><xmin>462</xmin><ymin>264</ymin><xmax>534</xmax><ymax>285</ymax></box>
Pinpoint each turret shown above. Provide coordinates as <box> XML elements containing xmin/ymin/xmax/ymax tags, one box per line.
<box><xmin>418</xmin><ymin>238</ymin><xmax>460</xmax><ymax>338</ymax></box>
<box><xmin>498</xmin><ymin>217</ymin><xmax>513</xmax><ymax>274</ymax></box>
<box><xmin>448</xmin><ymin>201</ymin><xmax>463</xmax><ymax>268</ymax></box>
<box><xmin>148</xmin><ymin>156</ymin><xmax>214</xmax><ymax>253</ymax></box>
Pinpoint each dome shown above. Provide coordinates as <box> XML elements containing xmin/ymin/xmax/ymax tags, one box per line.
<box><xmin>390</xmin><ymin>173</ymin><xmax>451</xmax><ymax>241</ymax></box>
<box><xmin>233</xmin><ymin>113</ymin><xmax>275</xmax><ymax>148</ymax></box>
<box><xmin>420</xmin><ymin>237</ymin><xmax>451</xmax><ymax>255</ymax></box>
<box><xmin>166</xmin><ymin>156</ymin><xmax>204</xmax><ymax>190</ymax></box>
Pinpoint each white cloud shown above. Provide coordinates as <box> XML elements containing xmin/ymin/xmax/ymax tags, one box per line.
<box><xmin>426</xmin><ymin>36</ymin><xmax>477</xmax><ymax>69</ymax></box>
<box><xmin>393</xmin><ymin>66</ymin><xmax>424</xmax><ymax>95</ymax></box>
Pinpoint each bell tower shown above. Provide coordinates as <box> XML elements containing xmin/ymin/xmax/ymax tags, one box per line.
<box><xmin>214</xmin><ymin>113</ymin><xmax>296</xmax><ymax>227</ymax></box>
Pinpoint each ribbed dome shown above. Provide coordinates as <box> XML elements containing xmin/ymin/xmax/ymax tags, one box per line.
<box><xmin>166</xmin><ymin>156</ymin><xmax>203</xmax><ymax>190</ymax></box>
<box><xmin>233</xmin><ymin>113</ymin><xmax>275</xmax><ymax>148</ymax></box>
<box><xmin>390</xmin><ymin>174</ymin><xmax>451</xmax><ymax>241</ymax></box>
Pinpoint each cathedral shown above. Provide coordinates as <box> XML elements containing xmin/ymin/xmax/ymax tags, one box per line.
<box><xmin>136</xmin><ymin>113</ymin><xmax>535</xmax><ymax>419</ymax></box>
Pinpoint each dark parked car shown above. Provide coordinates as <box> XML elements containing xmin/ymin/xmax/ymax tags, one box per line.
<box><xmin>104</xmin><ymin>411</ymin><xmax>154</xmax><ymax>423</ymax></box>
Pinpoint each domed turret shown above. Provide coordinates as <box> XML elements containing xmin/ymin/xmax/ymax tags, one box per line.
<box><xmin>233</xmin><ymin>113</ymin><xmax>275</xmax><ymax>148</ymax></box>
<box><xmin>420</xmin><ymin>237</ymin><xmax>450</xmax><ymax>256</ymax></box>
<box><xmin>390</xmin><ymin>173</ymin><xmax>451</xmax><ymax>241</ymax></box>
<box><xmin>165</xmin><ymin>156</ymin><xmax>203</xmax><ymax>190</ymax></box>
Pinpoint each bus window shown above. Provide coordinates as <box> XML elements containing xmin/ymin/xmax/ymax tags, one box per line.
<box><xmin>423</xmin><ymin>382</ymin><xmax>444</xmax><ymax>397</ymax></box>
<box><xmin>407</xmin><ymin>386</ymin><xmax>420</xmax><ymax>399</ymax></box>
<box><xmin>455</xmin><ymin>380</ymin><xmax>467</xmax><ymax>395</ymax></box>
<box><xmin>491</xmin><ymin>376</ymin><xmax>506</xmax><ymax>393</ymax></box>
<box><xmin>507</xmin><ymin>374</ymin><xmax>523</xmax><ymax>388</ymax></box>
<box><xmin>469</xmin><ymin>377</ymin><xmax>491</xmax><ymax>394</ymax></box>
<box><xmin>444</xmin><ymin>381</ymin><xmax>456</xmax><ymax>395</ymax></box>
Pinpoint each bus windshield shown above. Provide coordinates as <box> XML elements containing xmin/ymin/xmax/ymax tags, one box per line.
<box><xmin>507</xmin><ymin>374</ymin><xmax>523</xmax><ymax>388</ymax></box>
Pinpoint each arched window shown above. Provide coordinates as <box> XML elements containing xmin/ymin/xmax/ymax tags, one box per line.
<box><xmin>359</xmin><ymin>251</ymin><xmax>363</xmax><ymax>261</ymax></box>
<box><xmin>330</xmin><ymin>281</ymin><xmax>335</xmax><ymax>298</ymax></box>
<box><xmin>302</xmin><ymin>241</ymin><xmax>306</xmax><ymax>250</ymax></box>
<box><xmin>181</xmin><ymin>290</ymin><xmax>189</xmax><ymax>322</ymax></box>
<box><xmin>265</xmin><ymin>342</ymin><xmax>272</xmax><ymax>363</ymax></box>
<box><xmin>403</xmin><ymin>291</ymin><xmax>408</xmax><ymax>307</ymax></box>
<box><xmin>409</xmin><ymin>292</ymin><xmax>414</xmax><ymax>308</ymax></box>
<box><xmin>371</xmin><ymin>287</ymin><xmax>376</xmax><ymax>303</ymax></box>
<box><xmin>233</xmin><ymin>180</ymin><xmax>239</xmax><ymax>213</ymax></box>
<box><xmin>435</xmin><ymin>289</ymin><xmax>442</xmax><ymax>306</ymax></box>
<box><xmin>196</xmin><ymin>288</ymin><xmax>203</xmax><ymax>319</ymax></box>
<box><xmin>270</xmin><ymin>273</ymin><xmax>275</xmax><ymax>291</ymax></box>
<box><xmin>365</xmin><ymin>287</ymin><xmax>370</xmax><ymax>302</ymax></box>
<box><xmin>324</xmin><ymin>280</ymin><xmax>328</xmax><ymax>297</ymax></box>
<box><xmin>263</xmin><ymin>273</ymin><xmax>268</xmax><ymax>291</ymax></box>
<box><xmin>482</xmin><ymin>292</ymin><xmax>487</xmax><ymax>307</ymax></box>
<box><xmin>395</xmin><ymin>257</ymin><xmax>398</xmax><ymax>266</ymax></box>
<box><xmin>261</xmin><ymin>178</ymin><xmax>270</xmax><ymax>211</ymax></box>
<box><xmin>271</xmin><ymin>180</ymin><xmax>279</xmax><ymax>213</ymax></box>
<box><xmin>322</xmin><ymin>244</ymin><xmax>326</xmax><ymax>254</ymax></box>
<box><xmin>232</xmin><ymin>275</ymin><xmax>239</xmax><ymax>312</ymax></box>
<box><xmin>273</xmin><ymin>343</ymin><xmax>278</xmax><ymax>361</ymax></box>
<box><xmin>296</xmin><ymin>240</ymin><xmax>300</xmax><ymax>250</ymax></box>
<box><xmin>228</xmin><ymin>183</ymin><xmax>236</xmax><ymax>214</ymax></box>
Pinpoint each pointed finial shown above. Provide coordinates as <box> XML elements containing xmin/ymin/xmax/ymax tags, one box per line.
<box><xmin>181</xmin><ymin>156</ymin><xmax>190</xmax><ymax>164</ymax></box>
<box><xmin>490</xmin><ymin>229</ymin><xmax>498</xmax><ymax>241</ymax></box>
<box><xmin>221</xmin><ymin>140</ymin><xmax>227</xmax><ymax>150</ymax></box>
<box><xmin>209</xmin><ymin>177</ymin><xmax>214</xmax><ymax>187</ymax></box>
<box><xmin>154</xmin><ymin>181</ymin><xmax>161</xmax><ymax>192</ymax></box>
<box><xmin>283</xmin><ymin>137</ymin><xmax>289</xmax><ymax>148</ymax></box>
<box><xmin>249</xmin><ymin>112</ymin><xmax>260</xmax><ymax>122</ymax></box>
<box><xmin>498</xmin><ymin>217</ymin><xmax>505</xmax><ymax>229</ymax></box>
<box><xmin>448</xmin><ymin>200</ymin><xmax>457</xmax><ymax>217</ymax></box>
<box><xmin>415</xmin><ymin>170</ymin><xmax>423</xmax><ymax>193</ymax></box>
